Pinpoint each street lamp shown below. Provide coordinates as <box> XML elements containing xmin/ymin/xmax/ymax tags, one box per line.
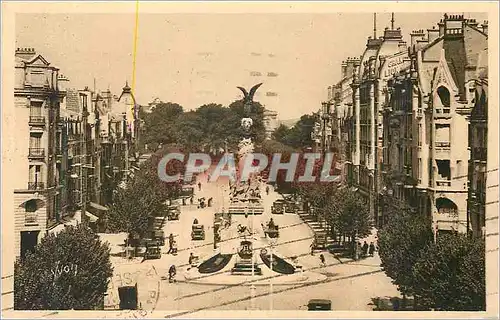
<box><xmin>268</xmin><ymin>233</ymin><xmax>278</xmax><ymax>311</ymax></box>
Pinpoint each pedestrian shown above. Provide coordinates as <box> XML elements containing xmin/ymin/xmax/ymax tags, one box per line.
<box><xmin>188</xmin><ymin>253</ymin><xmax>195</xmax><ymax>270</ymax></box>
<box><xmin>362</xmin><ymin>241</ymin><xmax>369</xmax><ymax>258</ymax></box>
<box><xmin>167</xmin><ymin>233</ymin><xmax>174</xmax><ymax>254</ymax></box>
<box><xmin>310</xmin><ymin>240</ymin><xmax>316</xmax><ymax>256</ymax></box>
<box><xmin>268</xmin><ymin>218</ymin><xmax>275</xmax><ymax>229</ymax></box>
<box><xmin>319</xmin><ymin>253</ymin><xmax>326</xmax><ymax>266</ymax></box>
<box><xmin>207</xmin><ymin>174</ymin><xmax>211</xmax><ymax>183</ymax></box>
<box><xmin>266</xmin><ymin>185</ymin><xmax>269</xmax><ymax>195</ymax></box>
<box><xmin>171</xmin><ymin>240</ymin><xmax>178</xmax><ymax>255</ymax></box>
<box><xmin>168</xmin><ymin>265</ymin><xmax>176</xmax><ymax>283</ymax></box>
<box><xmin>198</xmin><ymin>182</ymin><xmax>202</xmax><ymax>191</ymax></box>
<box><xmin>369</xmin><ymin>242</ymin><xmax>376</xmax><ymax>256</ymax></box>
<box><xmin>190</xmin><ymin>196</ymin><xmax>194</xmax><ymax>205</ymax></box>
<box><xmin>208</xmin><ymin>197</ymin><xmax>213</xmax><ymax>207</ymax></box>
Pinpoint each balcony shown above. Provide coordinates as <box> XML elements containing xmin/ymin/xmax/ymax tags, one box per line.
<box><xmin>25</xmin><ymin>213</ymin><xmax>39</xmax><ymax>226</ymax></box>
<box><xmin>28</xmin><ymin>148</ymin><xmax>45</xmax><ymax>159</ymax></box>
<box><xmin>435</xmin><ymin>180</ymin><xmax>452</xmax><ymax>187</ymax></box>
<box><xmin>29</xmin><ymin>116</ymin><xmax>46</xmax><ymax>126</ymax></box>
<box><xmin>28</xmin><ymin>182</ymin><xmax>45</xmax><ymax>190</ymax></box>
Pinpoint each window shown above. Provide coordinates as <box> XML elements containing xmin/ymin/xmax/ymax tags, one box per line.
<box><xmin>30</xmin><ymin>101</ymin><xmax>43</xmax><ymax>116</ymax></box>
<box><xmin>29</xmin><ymin>134</ymin><xmax>41</xmax><ymax>149</ymax></box>
<box><xmin>418</xmin><ymin>123</ymin><xmax>422</xmax><ymax>146</ymax></box>
<box><xmin>435</xmin><ymin>124</ymin><xmax>450</xmax><ymax>147</ymax></box>
<box><xmin>25</xmin><ymin>199</ymin><xmax>38</xmax><ymax>213</ymax></box>
<box><xmin>418</xmin><ymin>158</ymin><xmax>422</xmax><ymax>180</ymax></box>
<box><xmin>437</xmin><ymin>86</ymin><xmax>450</xmax><ymax>107</ymax></box>
<box><xmin>436</xmin><ymin>160</ymin><xmax>451</xmax><ymax>180</ymax></box>
<box><xmin>29</xmin><ymin>165</ymin><xmax>42</xmax><ymax>183</ymax></box>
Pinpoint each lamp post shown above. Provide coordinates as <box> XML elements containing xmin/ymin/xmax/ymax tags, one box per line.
<box><xmin>268</xmin><ymin>235</ymin><xmax>278</xmax><ymax>311</ymax></box>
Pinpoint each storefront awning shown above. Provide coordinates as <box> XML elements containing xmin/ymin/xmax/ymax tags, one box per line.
<box><xmin>89</xmin><ymin>202</ymin><xmax>109</xmax><ymax>211</ymax></box>
<box><xmin>85</xmin><ymin>211</ymin><xmax>99</xmax><ymax>223</ymax></box>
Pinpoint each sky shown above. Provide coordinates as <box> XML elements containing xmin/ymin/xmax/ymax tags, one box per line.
<box><xmin>15</xmin><ymin>12</ymin><xmax>487</xmax><ymax>119</ymax></box>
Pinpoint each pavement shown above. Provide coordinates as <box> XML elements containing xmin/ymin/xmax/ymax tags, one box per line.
<box><xmin>99</xmin><ymin>168</ymin><xmax>401</xmax><ymax>313</ymax></box>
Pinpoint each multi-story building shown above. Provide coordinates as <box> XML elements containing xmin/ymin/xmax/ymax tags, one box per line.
<box><xmin>13</xmin><ymin>48</ymin><xmax>66</xmax><ymax>259</ymax></box>
<box><xmin>331</xmin><ymin>57</ymin><xmax>360</xmax><ymax>184</ymax></box>
<box><xmin>263</xmin><ymin>108</ymin><xmax>279</xmax><ymax>140</ymax></box>
<box><xmin>351</xmin><ymin>21</ymin><xmax>409</xmax><ymax>224</ymax></box>
<box><xmin>380</xmin><ymin>14</ymin><xmax>488</xmax><ymax>233</ymax></box>
<box><xmin>468</xmin><ymin>47</ymin><xmax>488</xmax><ymax>237</ymax></box>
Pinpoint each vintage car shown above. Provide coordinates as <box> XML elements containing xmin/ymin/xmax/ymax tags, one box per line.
<box><xmin>307</xmin><ymin>299</ymin><xmax>332</xmax><ymax>311</ymax></box>
<box><xmin>191</xmin><ymin>224</ymin><xmax>206</xmax><ymax>240</ymax></box>
<box><xmin>271</xmin><ymin>200</ymin><xmax>285</xmax><ymax>214</ymax></box>
<box><xmin>144</xmin><ymin>246</ymin><xmax>162</xmax><ymax>260</ymax></box>
<box><xmin>314</xmin><ymin>232</ymin><xmax>328</xmax><ymax>249</ymax></box>
<box><xmin>151</xmin><ymin>229</ymin><xmax>165</xmax><ymax>246</ymax></box>
<box><xmin>284</xmin><ymin>201</ymin><xmax>297</xmax><ymax>213</ymax></box>
<box><xmin>167</xmin><ymin>205</ymin><xmax>180</xmax><ymax>220</ymax></box>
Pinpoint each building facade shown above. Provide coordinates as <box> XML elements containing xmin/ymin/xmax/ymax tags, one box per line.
<box><xmin>13</xmin><ymin>48</ymin><xmax>66</xmax><ymax>259</ymax></box>
<box><xmin>379</xmin><ymin>15</ymin><xmax>488</xmax><ymax>233</ymax></box>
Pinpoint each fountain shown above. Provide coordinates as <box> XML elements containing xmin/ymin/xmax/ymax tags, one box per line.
<box><xmin>185</xmin><ymin>84</ymin><xmax>325</xmax><ymax>287</ymax></box>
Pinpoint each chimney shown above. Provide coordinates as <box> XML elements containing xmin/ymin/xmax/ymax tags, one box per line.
<box><xmin>466</xmin><ymin>18</ymin><xmax>479</xmax><ymax>28</ymax></box>
<box><xmin>57</xmin><ymin>74</ymin><xmax>70</xmax><ymax>92</ymax></box>
<box><xmin>427</xmin><ymin>26</ymin><xmax>440</xmax><ymax>42</ymax></box>
<box><xmin>410</xmin><ymin>29</ymin><xmax>426</xmax><ymax>46</ymax></box>
<box><xmin>444</xmin><ymin>14</ymin><xmax>464</xmax><ymax>38</ymax></box>
<box><xmin>341</xmin><ymin>60</ymin><xmax>348</xmax><ymax>78</ymax></box>
<box><xmin>438</xmin><ymin>19</ymin><xmax>445</xmax><ymax>36</ymax></box>
<box><xmin>481</xmin><ymin>20</ymin><xmax>488</xmax><ymax>34</ymax></box>
<box><xmin>15</xmin><ymin>47</ymin><xmax>37</xmax><ymax>60</ymax></box>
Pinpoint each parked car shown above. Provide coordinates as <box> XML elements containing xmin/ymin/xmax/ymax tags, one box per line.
<box><xmin>307</xmin><ymin>299</ymin><xmax>332</xmax><ymax>311</ymax></box>
<box><xmin>144</xmin><ymin>246</ymin><xmax>161</xmax><ymax>260</ymax></box>
<box><xmin>151</xmin><ymin>230</ymin><xmax>165</xmax><ymax>246</ymax></box>
<box><xmin>167</xmin><ymin>205</ymin><xmax>180</xmax><ymax>220</ymax></box>
<box><xmin>271</xmin><ymin>200</ymin><xmax>285</xmax><ymax>214</ymax></box>
<box><xmin>284</xmin><ymin>201</ymin><xmax>297</xmax><ymax>213</ymax></box>
<box><xmin>314</xmin><ymin>232</ymin><xmax>327</xmax><ymax>249</ymax></box>
<box><xmin>191</xmin><ymin>224</ymin><xmax>205</xmax><ymax>240</ymax></box>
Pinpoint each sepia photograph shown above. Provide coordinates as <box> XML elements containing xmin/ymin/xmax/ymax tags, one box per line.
<box><xmin>1</xmin><ymin>1</ymin><xmax>498</xmax><ymax>319</ymax></box>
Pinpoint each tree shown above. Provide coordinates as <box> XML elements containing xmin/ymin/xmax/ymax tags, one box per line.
<box><xmin>106</xmin><ymin>177</ymin><xmax>167</xmax><ymax>247</ymax></box>
<box><xmin>271</xmin><ymin>124</ymin><xmax>291</xmax><ymax>143</ymax></box>
<box><xmin>328</xmin><ymin>188</ymin><xmax>373</xmax><ymax>244</ymax></box>
<box><xmin>142</xmin><ymin>102</ymin><xmax>184</xmax><ymax>147</ymax></box>
<box><xmin>378</xmin><ymin>211</ymin><xmax>434</xmax><ymax>301</ymax></box>
<box><xmin>412</xmin><ymin>233</ymin><xmax>485</xmax><ymax>311</ymax></box>
<box><xmin>174</xmin><ymin>111</ymin><xmax>206</xmax><ymax>152</ymax></box>
<box><xmin>14</xmin><ymin>225</ymin><xmax>113</xmax><ymax>310</ymax></box>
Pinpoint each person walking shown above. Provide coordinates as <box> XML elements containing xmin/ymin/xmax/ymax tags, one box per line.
<box><xmin>265</xmin><ymin>185</ymin><xmax>270</xmax><ymax>195</ymax></box>
<box><xmin>362</xmin><ymin>241</ymin><xmax>369</xmax><ymax>258</ymax></box>
<box><xmin>198</xmin><ymin>182</ymin><xmax>202</xmax><ymax>191</ymax></box>
<box><xmin>167</xmin><ymin>233</ymin><xmax>174</xmax><ymax>254</ymax></box>
<box><xmin>190</xmin><ymin>196</ymin><xmax>194</xmax><ymax>205</ymax></box>
<box><xmin>369</xmin><ymin>242</ymin><xmax>376</xmax><ymax>256</ymax></box>
<box><xmin>168</xmin><ymin>265</ymin><xmax>177</xmax><ymax>283</ymax></box>
<box><xmin>188</xmin><ymin>253</ymin><xmax>195</xmax><ymax>270</ymax></box>
<box><xmin>310</xmin><ymin>240</ymin><xmax>316</xmax><ymax>256</ymax></box>
<box><xmin>319</xmin><ymin>253</ymin><xmax>326</xmax><ymax>267</ymax></box>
